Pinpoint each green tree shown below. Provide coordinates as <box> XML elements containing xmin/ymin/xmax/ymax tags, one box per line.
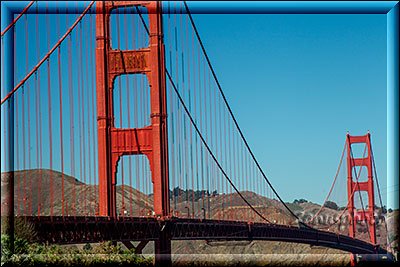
<box><xmin>293</xmin><ymin>199</ymin><xmax>308</xmax><ymax>204</ymax></box>
<box><xmin>325</xmin><ymin>201</ymin><xmax>339</xmax><ymax>210</ymax></box>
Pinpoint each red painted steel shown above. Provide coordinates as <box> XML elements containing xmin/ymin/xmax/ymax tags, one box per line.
<box><xmin>346</xmin><ymin>132</ymin><xmax>377</xmax><ymax>265</ymax></box>
<box><xmin>96</xmin><ymin>4</ymin><xmax>171</xmax><ymax>263</ymax></box>
<box><xmin>1</xmin><ymin>2</ymin><xmax>95</xmax><ymax>105</ymax></box>
<box><xmin>0</xmin><ymin>1</ymin><xmax>35</xmax><ymax>37</ymax></box>
<box><xmin>95</xmin><ymin>1</ymin><xmax>170</xmax><ymax>219</ymax></box>
<box><xmin>3</xmin><ymin>3</ymin><xmax>392</xmax><ymax>263</ymax></box>
<box><xmin>23</xmin><ymin>216</ymin><xmax>391</xmax><ymax>256</ymax></box>
<box><xmin>346</xmin><ymin>132</ymin><xmax>377</xmax><ymax>243</ymax></box>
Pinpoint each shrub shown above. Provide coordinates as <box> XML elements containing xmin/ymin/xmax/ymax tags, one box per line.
<box><xmin>83</xmin><ymin>243</ymin><xmax>92</xmax><ymax>251</ymax></box>
<box><xmin>1</xmin><ymin>217</ymin><xmax>38</xmax><ymax>243</ymax></box>
<box><xmin>2</xmin><ymin>237</ymin><xmax>155</xmax><ymax>266</ymax></box>
<box><xmin>293</xmin><ymin>199</ymin><xmax>308</xmax><ymax>204</ymax></box>
<box><xmin>389</xmin><ymin>235</ymin><xmax>398</xmax><ymax>243</ymax></box>
<box><xmin>325</xmin><ymin>201</ymin><xmax>339</xmax><ymax>210</ymax></box>
<box><xmin>1</xmin><ymin>234</ymin><xmax>30</xmax><ymax>266</ymax></box>
<box><xmin>92</xmin><ymin>241</ymin><xmax>124</xmax><ymax>254</ymax></box>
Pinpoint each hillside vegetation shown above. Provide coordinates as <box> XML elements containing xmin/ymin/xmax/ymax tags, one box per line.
<box><xmin>1</xmin><ymin>169</ymin><xmax>398</xmax><ymax>265</ymax></box>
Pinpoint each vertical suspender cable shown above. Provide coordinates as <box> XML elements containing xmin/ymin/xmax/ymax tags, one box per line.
<box><xmin>350</xmin><ymin>145</ymin><xmax>372</xmax><ymax>242</ymax></box>
<box><xmin>184</xmin><ymin>2</ymin><xmax>300</xmax><ymax>222</ymax></box>
<box><xmin>174</xmin><ymin>4</ymin><xmax>182</xmax><ymax>215</ymax></box>
<box><xmin>90</xmin><ymin>10</ymin><xmax>97</xmax><ymax>215</ymax></box>
<box><xmin>319</xmin><ymin>144</ymin><xmax>367</xmax><ymax>229</ymax></box>
<box><xmin>182</xmin><ymin>7</ymin><xmax>191</xmax><ymax>218</ymax></box>
<box><xmin>12</xmin><ymin>22</ymin><xmax>20</xmax><ymax>216</ymax></box>
<box><xmin>124</xmin><ymin>6</ymin><xmax>133</xmax><ymax>217</ymax></box>
<box><xmin>46</xmin><ymin>2</ymin><xmax>54</xmax><ymax>216</ymax></box>
<box><xmin>57</xmin><ymin>2</ymin><xmax>65</xmax><ymax>217</ymax></box>
<box><xmin>34</xmin><ymin>4</ymin><xmax>40</xmax><ymax>215</ymax></box>
<box><xmin>135</xmin><ymin>13</ymin><xmax>141</xmax><ymax>215</ymax></box>
<box><xmin>370</xmin><ymin>143</ymin><xmax>392</xmax><ymax>251</ymax></box>
<box><xmin>213</xmin><ymin>79</ymin><xmax>220</xmax><ymax>219</ymax></box>
<box><xmin>67</xmin><ymin>1</ymin><xmax>77</xmax><ymax>216</ymax></box>
<box><xmin>80</xmin><ymin>11</ymin><xmax>87</xmax><ymax>216</ymax></box>
<box><xmin>184</xmin><ymin>12</ymin><xmax>194</xmax><ymax>219</ymax></box>
<box><xmin>202</xmin><ymin>45</ymin><xmax>211</xmax><ymax>219</ymax></box>
<box><xmin>84</xmin><ymin>11</ymin><xmax>91</xmax><ymax>216</ymax></box>
<box><xmin>141</xmin><ymin>24</ymin><xmax>148</xmax><ymax>215</ymax></box>
<box><xmin>34</xmin><ymin>71</ymin><xmax>39</xmax><ymax>216</ymax></box>
<box><xmin>14</xmin><ymin>25</ymin><xmax>20</xmax><ymax>216</ymax></box>
<box><xmin>241</xmin><ymin>140</ymin><xmax>245</xmax><ymax>220</ymax></box>
<box><xmin>34</xmin><ymin>2</ymin><xmax>41</xmax><ymax>216</ymax></box>
<box><xmin>141</xmin><ymin>7</ymin><xmax>146</xmax><ymax>216</ymax></box>
<box><xmin>218</xmin><ymin>85</ymin><xmax>223</xmax><ymax>220</ymax></box>
<box><xmin>309</xmin><ymin>142</ymin><xmax>346</xmax><ymax>223</ymax></box>
<box><xmin>198</xmin><ymin>45</ymin><xmax>205</xmax><ymax>219</ymax></box>
<box><xmin>1</xmin><ymin>39</ymin><xmax>4</xmax><ymax>173</ymax></box>
<box><xmin>208</xmin><ymin>58</ymin><xmax>214</xmax><ymax>219</ymax></box>
<box><xmin>166</xmin><ymin>69</ymin><xmax>272</xmax><ymax>223</ymax></box>
<box><xmin>116</xmin><ymin>7</ymin><xmax>125</xmax><ymax>215</ymax></box>
<box><xmin>76</xmin><ymin>3</ymin><xmax>84</xmax><ymax>215</ymax></box>
<box><xmin>21</xmin><ymin>31</ymin><xmax>27</xmax><ymax>216</ymax></box>
<box><xmin>1</xmin><ymin>38</ymin><xmax>7</xmax><ymax>217</ymax></box>
<box><xmin>190</xmin><ymin>16</ymin><xmax>200</xmax><ymax>218</ymax></box>
<box><xmin>24</xmin><ymin>13</ymin><xmax>32</xmax><ymax>216</ymax></box>
<box><xmin>37</xmin><ymin>4</ymin><xmax>44</xmax><ymax>216</ymax></box>
<box><xmin>167</xmin><ymin>2</ymin><xmax>176</xmax><ymax>216</ymax></box>
<box><xmin>178</xmin><ymin>5</ymin><xmax>187</xmax><ymax>216</ymax></box>
<box><xmin>80</xmin><ymin>13</ymin><xmax>87</xmax><ymax>216</ymax></box>
<box><xmin>244</xmin><ymin>150</ymin><xmax>249</xmax><ymax>222</ymax></box>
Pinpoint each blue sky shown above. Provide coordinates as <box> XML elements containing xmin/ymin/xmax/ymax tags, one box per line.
<box><xmin>189</xmin><ymin>13</ymin><xmax>391</xmax><ymax>206</ymax></box>
<box><xmin>1</xmin><ymin>2</ymin><xmax>396</xmax><ymax>210</ymax></box>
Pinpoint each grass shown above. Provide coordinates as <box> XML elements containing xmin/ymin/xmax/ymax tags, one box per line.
<box><xmin>1</xmin><ymin>235</ymin><xmax>154</xmax><ymax>266</ymax></box>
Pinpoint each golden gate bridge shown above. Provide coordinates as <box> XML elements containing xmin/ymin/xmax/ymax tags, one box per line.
<box><xmin>1</xmin><ymin>1</ymin><xmax>397</xmax><ymax>266</ymax></box>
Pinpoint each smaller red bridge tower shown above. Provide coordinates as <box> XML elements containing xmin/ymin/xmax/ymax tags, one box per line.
<box><xmin>346</xmin><ymin>131</ymin><xmax>377</xmax><ymax>264</ymax></box>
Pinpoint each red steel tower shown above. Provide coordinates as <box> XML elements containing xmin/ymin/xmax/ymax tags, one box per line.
<box><xmin>346</xmin><ymin>131</ymin><xmax>377</xmax><ymax>264</ymax></box>
<box><xmin>95</xmin><ymin>1</ymin><xmax>170</xmax><ymax>263</ymax></box>
<box><xmin>95</xmin><ymin>0</ymin><xmax>169</xmax><ymax>218</ymax></box>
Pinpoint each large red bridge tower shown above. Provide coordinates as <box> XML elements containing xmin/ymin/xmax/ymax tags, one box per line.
<box><xmin>95</xmin><ymin>1</ymin><xmax>171</xmax><ymax>264</ymax></box>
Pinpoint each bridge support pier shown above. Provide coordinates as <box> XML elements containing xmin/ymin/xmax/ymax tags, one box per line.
<box><xmin>155</xmin><ymin>232</ymin><xmax>172</xmax><ymax>267</ymax></box>
<box><xmin>122</xmin><ymin>240</ymin><xmax>150</xmax><ymax>255</ymax></box>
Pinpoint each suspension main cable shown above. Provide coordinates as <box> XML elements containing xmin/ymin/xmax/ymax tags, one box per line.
<box><xmin>166</xmin><ymin>69</ymin><xmax>271</xmax><ymax>224</ymax></box>
<box><xmin>134</xmin><ymin>2</ymin><xmax>291</xmax><ymax>224</ymax></box>
<box><xmin>1</xmin><ymin>1</ymin><xmax>35</xmax><ymax>37</ymax></box>
<box><xmin>1</xmin><ymin>1</ymin><xmax>95</xmax><ymax>105</ymax></box>
<box><xmin>183</xmin><ymin>1</ymin><xmax>299</xmax><ymax>222</ymax></box>
<box><xmin>317</xmin><ymin>144</ymin><xmax>367</xmax><ymax>229</ymax></box>
<box><xmin>309</xmin><ymin>141</ymin><xmax>346</xmax><ymax>223</ymax></box>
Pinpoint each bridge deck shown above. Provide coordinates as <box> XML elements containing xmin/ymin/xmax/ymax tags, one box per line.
<box><xmin>23</xmin><ymin>216</ymin><xmax>390</xmax><ymax>255</ymax></box>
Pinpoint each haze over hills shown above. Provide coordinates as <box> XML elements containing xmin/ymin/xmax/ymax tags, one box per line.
<box><xmin>1</xmin><ymin>169</ymin><xmax>398</xmax><ymax>258</ymax></box>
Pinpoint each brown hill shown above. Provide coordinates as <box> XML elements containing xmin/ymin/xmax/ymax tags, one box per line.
<box><xmin>2</xmin><ymin>169</ymin><xmax>398</xmax><ymax>256</ymax></box>
<box><xmin>1</xmin><ymin>169</ymin><xmax>152</xmax><ymax>216</ymax></box>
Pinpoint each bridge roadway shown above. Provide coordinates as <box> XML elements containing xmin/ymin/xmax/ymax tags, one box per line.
<box><xmin>23</xmin><ymin>216</ymin><xmax>390</xmax><ymax>255</ymax></box>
